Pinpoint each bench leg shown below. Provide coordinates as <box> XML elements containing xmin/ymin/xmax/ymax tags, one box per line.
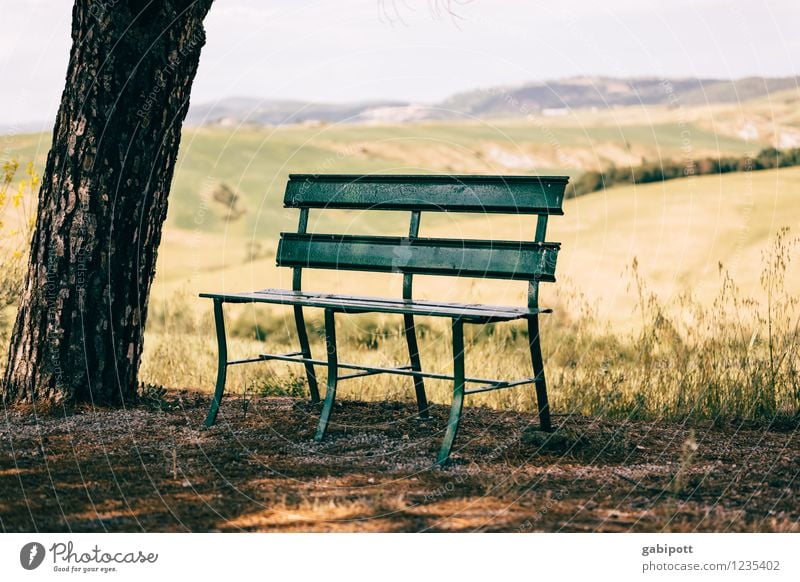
<box><xmin>437</xmin><ymin>318</ymin><xmax>466</xmax><ymax>465</ymax></box>
<box><xmin>293</xmin><ymin>305</ymin><xmax>320</xmax><ymax>403</ymax></box>
<box><xmin>528</xmin><ymin>315</ymin><xmax>552</xmax><ymax>432</ymax></box>
<box><xmin>204</xmin><ymin>298</ymin><xmax>228</xmax><ymax>427</ymax></box>
<box><xmin>403</xmin><ymin>313</ymin><xmax>429</xmax><ymax>418</ymax></box>
<box><xmin>314</xmin><ymin>309</ymin><xmax>338</xmax><ymax>441</ymax></box>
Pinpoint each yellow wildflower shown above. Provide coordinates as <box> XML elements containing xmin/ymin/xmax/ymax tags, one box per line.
<box><xmin>3</xmin><ymin>159</ymin><xmax>19</xmax><ymax>183</ymax></box>
<box><xmin>13</xmin><ymin>181</ymin><xmax>25</xmax><ymax>207</ymax></box>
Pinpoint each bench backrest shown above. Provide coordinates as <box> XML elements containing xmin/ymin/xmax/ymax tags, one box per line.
<box><xmin>277</xmin><ymin>174</ymin><xmax>567</xmax><ymax>308</ymax></box>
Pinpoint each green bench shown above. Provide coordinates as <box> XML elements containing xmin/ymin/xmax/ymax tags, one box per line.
<box><xmin>201</xmin><ymin>174</ymin><xmax>567</xmax><ymax>464</ymax></box>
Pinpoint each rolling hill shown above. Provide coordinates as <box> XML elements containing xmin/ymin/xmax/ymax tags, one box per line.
<box><xmin>148</xmin><ymin>165</ymin><xmax>800</xmax><ymax>329</ymax></box>
<box><xmin>439</xmin><ymin>76</ymin><xmax>800</xmax><ymax>118</ymax></box>
<box><xmin>2</xmin><ymin>111</ymin><xmax>770</xmax><ymax>239</ymax></box>
<box><xmin>4</xmin><ymin>94</ymin><xmax>799</xmax><ymax>327</ymax></box>
<box><xmin>185</xmin><ymin>76</ymin><xmax>800</xmax><ymax>127</ymax></box>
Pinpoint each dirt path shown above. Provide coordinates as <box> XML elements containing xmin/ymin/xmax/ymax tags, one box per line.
<box><xmin>1</xmin><ymin>392</ymin><xmax>797</xmax><ymax>532</ymax></box>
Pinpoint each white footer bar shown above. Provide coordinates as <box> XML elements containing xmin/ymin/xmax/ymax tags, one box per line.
<box><xmin>1</xmin><ymin>533</ymin><xmax>796</xmax><ymax>581</ymax></box>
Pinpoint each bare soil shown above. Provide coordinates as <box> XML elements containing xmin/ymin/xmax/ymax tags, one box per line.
<box><xmin>1</xmin><ymin>391</ymin><xmax>797</xmax><ymax>532</ymax></box>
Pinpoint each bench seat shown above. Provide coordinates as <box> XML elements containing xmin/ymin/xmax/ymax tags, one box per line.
<box><xmin>200</xmin><ymin>288</ymin><xmax>550</xmax><ymax>322</ymax></box>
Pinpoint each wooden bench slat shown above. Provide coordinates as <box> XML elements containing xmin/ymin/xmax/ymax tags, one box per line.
<box><xmin>253</xmin><ymin>288</ymin><xmax>538</xmax><ymax>313</ymax></box>
<box><xmin>199</xmin><ymin>289</ymin><xmax>545</xmax><ymax>321</ymax></box>
<box><xmin>285</xmin><ymin>174</ymin><xmax>566</xmax><ymax>215</ymax></box>
<box><xmin>276</xmin><ymin>233</ymin><xmax>559</xmax><ymax>281</ymax></box>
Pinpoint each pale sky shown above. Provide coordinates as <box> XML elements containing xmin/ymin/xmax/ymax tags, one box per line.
<box><xmin>1</xmin><ymin>0</ymin><xmax>798</xmax><ymax>128</ymax></box>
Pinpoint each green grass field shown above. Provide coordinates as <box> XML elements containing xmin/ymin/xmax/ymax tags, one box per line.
<box><xmin>5</xmin><ymin>98</ymin><xmax>777</xmax><ymax>239</ymax></box>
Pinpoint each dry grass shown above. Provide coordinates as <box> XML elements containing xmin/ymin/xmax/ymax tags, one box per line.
<box><xmin>140</xmin><ymin>229</ymin><xmax>800</xmax><ymax>426</ymax></box>
<box><xmin>0</xmin><ymin>159</ymin><xmax>36</xmax><ymax>336</ymax></box>
<box><xmin>1</xmin><ymin>166</ymin><xmax>798</xmax><ymax>426</ymax></box>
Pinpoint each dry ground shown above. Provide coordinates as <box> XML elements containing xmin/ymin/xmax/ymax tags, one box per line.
<box><xmin>1</xmin><ymin>391</ymin><xmax>797</xmax><ymax>532</ymax></box>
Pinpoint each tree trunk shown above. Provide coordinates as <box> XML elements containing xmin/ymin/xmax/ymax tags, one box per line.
<box><xmin>2</xmin><ymin>0</ymin><xmax>214</xmax><ymax>405</ymax></box>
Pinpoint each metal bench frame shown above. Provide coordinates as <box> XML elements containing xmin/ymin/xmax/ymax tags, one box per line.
<box><xmin>201</xmin><ymin>174</ymin><xmax>566</xmax><ymax>465</ymax></box>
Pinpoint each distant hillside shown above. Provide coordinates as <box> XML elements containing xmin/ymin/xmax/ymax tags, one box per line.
<box><xmin>185</xmin><ymin>97</ymin><xmax>414</xmax><ymax>127</ymax></box>
<box><xmin>187</xmin><ymin>76</ymin><xmax>800</xmax><ymax>127</ymax></box>
<box><xmin>440</xmin><ymin>76</ymin><xmax>800</xmax><ymax>117</ymax></box>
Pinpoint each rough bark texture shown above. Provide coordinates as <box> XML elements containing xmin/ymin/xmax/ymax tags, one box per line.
<box><xmin>2</xmin><ymin>0</ymin><xmax>214</xmax><ymax>405</ymax></box>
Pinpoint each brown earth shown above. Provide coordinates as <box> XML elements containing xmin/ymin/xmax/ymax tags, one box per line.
<box><xmin>0</xmin><ymin>391</ymin><xmax>797</xmax><ymax>532</ymax></box>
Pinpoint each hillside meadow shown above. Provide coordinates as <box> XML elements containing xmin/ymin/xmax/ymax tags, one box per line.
<box><xmin>3</xmin><ymin>99</ymin><xmax>777</xmax><ymax>237</ymax></box>
<box><xmin>2</xmin><ymin>108</ymin><xmax>799</xmax><ymax>423</ymax></box>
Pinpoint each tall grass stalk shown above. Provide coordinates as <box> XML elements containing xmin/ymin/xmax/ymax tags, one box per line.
<box><xmin>0</xmin><ymin>159</ymin><xmax>37</xmax><ymax>349</ymax></box>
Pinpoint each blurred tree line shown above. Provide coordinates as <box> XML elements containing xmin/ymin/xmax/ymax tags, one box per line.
<box><xmin>568</xmin><ymin>147</ymin><xmax>800</xmax><ymax>197</ymax></box>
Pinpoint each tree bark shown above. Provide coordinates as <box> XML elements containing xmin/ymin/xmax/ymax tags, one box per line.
<box><xmin>2</xmin><ymin>0</ymin><xmax>214</xmax><ymax>405</ymax></box>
